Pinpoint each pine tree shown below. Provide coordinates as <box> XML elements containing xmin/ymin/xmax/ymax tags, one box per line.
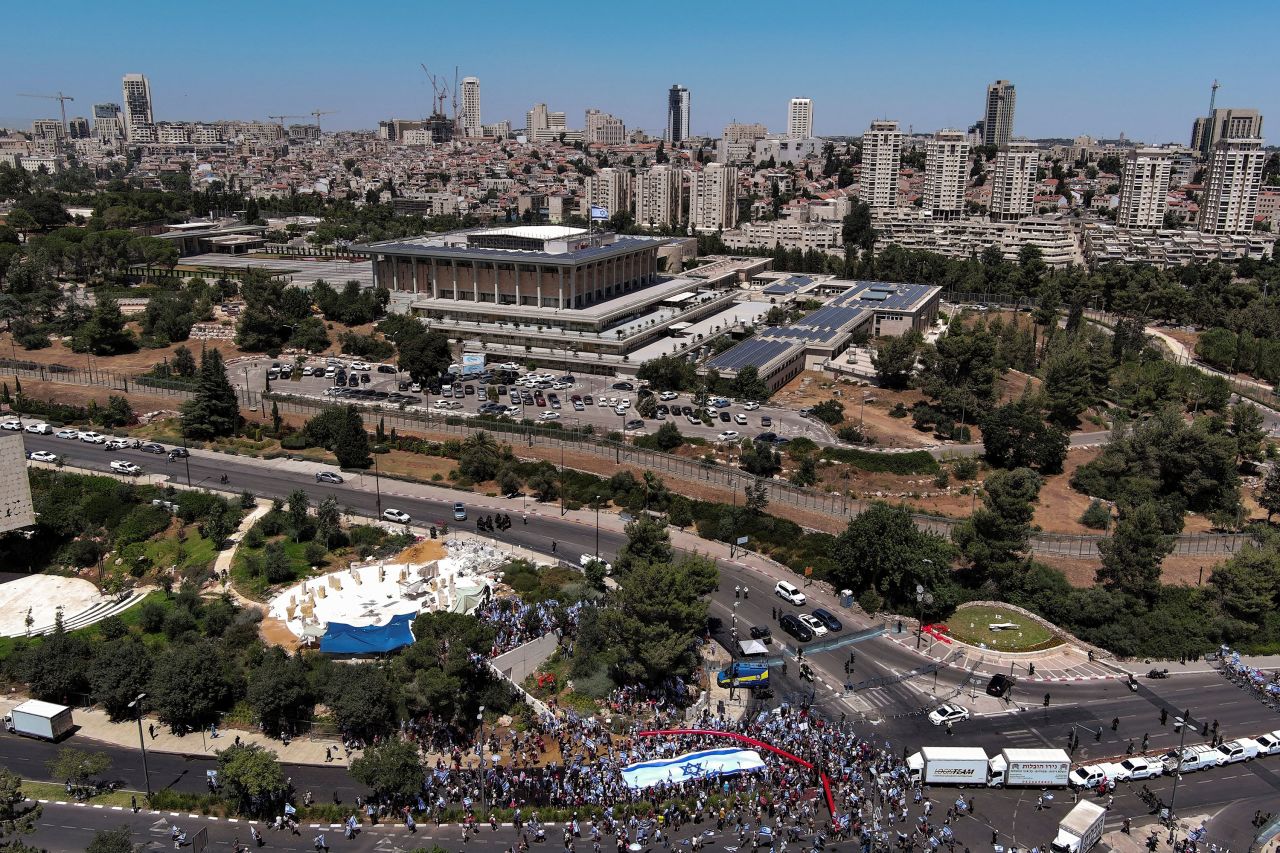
<box><xmin>181</xmin><ymin>348</ymin><xmax>240</xmax><ymax>439</ymax></box>
<box><xmin>1261</xmin><ymin>464</ymin><xmax>1280</xmax><ymax>524</ymax></box>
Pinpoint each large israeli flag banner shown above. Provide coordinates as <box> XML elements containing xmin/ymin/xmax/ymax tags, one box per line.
<box><xmin>590</xmin><ymin>205</ymin><xmax>610</xmax><ymax>220</ymax></box>
<box><xmin>621</xmin><ymin>748</ymin><xmax>767</xmax><ymax>789</ymax></box>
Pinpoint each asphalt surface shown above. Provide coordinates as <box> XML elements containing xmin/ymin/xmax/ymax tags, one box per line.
<box><xmin>11</xmin><ymin>433</ymin><xmax>1280</xmax><ymax>851</ymax></box>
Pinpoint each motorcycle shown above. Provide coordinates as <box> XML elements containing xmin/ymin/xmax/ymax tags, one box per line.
<box><xmin>1128</xmin><ymin>676</ymin><xmax>1138</xmax><ymax>692</ymax></box>
<box><xmin>1147</xmin><ymin>668</ymin><xmax>1170</xmax><ymax>679</ymax></box>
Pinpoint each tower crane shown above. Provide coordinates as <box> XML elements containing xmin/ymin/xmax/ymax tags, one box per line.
<box><xmin>420</xmin><ymin>64</ymin><xmax>450</xmax><ymax>117</ymax></box>
<box><xmin>310</xmin><ymin>110</ymin><xmax>337</xmax><ymax>131</ymax></box>
<box><xmin>268</xmin><ymin>114</ymin><xmax>307</xmax><ymax>125</ymax></box>
<box><xmin>17</xmin><ymin>91</ymin><xmax>75</xmax><ymax>131</ymax></box>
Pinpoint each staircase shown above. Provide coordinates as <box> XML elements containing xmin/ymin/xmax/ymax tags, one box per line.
<box><xmin>20</xmin><ymin>590</ymin><xmax>150</xmax><ymax>637</ymax></box>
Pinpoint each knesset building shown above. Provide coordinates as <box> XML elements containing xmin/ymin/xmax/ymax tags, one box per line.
<box><xmin>355</xmin><ymin>225</ymin><xmax>743</xmax><ymax>360</ymax></box>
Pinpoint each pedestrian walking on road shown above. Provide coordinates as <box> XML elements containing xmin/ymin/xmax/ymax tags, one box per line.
<box><xmin>735</xmin><ymin>585</ymin><xmax>741</xmax><ymax>599</ymax></box>
<box><xmin>551</xmin><ymin>540</ymin><xmax>557</xmax><ymax>553</ymax></box>
<box><xmin>1111</xmin><ymin>717</ymin><xmax>1119</xmax><ymax>731</ymax></box>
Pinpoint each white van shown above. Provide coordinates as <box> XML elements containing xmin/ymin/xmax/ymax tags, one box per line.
<box><xmin>1162</xmin><ymin>744</ymin><xmax>1222</xmax><ymax>774</ymax></box>
<box><xmin>1213</xmin><ymin>739</ymin><xmax>1260</xmax><ymax>764</ymax></box>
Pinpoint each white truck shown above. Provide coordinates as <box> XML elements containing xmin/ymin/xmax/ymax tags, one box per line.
<box><xmin>906</xmin><ymin>746</ymin><xmax>990</xmax><ymax>786</ymax></box>
<box><xmin>987</xmin><ymin>748</ymin><xmax>1072</xmax><ymax>788</ymax></box>
<box><xmin>1050</xmin><ymin>801</ymin><xmax>1106</xmax><ymax>853</ymax></box>
<box><xmin>3</xmin><ymin>699</ymin><xmax>75</xmax><ymax>741</ymax></box>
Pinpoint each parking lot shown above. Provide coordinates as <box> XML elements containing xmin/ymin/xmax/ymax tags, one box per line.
<box><xmin>230</xmin><ymin>357</ymin><xmax>834</xmax><ymax>444</ymax></box>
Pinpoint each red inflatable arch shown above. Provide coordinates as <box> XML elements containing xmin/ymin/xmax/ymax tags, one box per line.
<box><xmin>637</xmin><ymin>729</ymin><xmax>836</xmax><ymax>816</ymax></box>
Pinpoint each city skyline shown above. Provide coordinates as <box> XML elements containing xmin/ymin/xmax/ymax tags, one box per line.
<box><xmin>3</xmin><ymin>0</ymin><xmax>1278</xmax><ymax>142</ymax></box>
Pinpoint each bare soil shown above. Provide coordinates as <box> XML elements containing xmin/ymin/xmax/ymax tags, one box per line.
<box><xmin>1037</xmin><ymin>551</ymin><xmax>1229</xmax><ymax>589</ymax></box>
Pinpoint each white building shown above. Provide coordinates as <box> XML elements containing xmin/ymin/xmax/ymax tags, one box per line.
<box><xmin>1192</xmin><ymin>108</ymin><xmax>1263</xmax><ymax>156</ymax></box>
<box><xmin>983</xmin><ymin>80</ymin><xmax>1016</xmax><ymax>147</ymax></box>
<box><xmin>460</xmin><ymin>77</ymin><xmax>481</xmax><ymax>138</ymax></box>
<box><xmin>121</xmin><ymin>73</ymin><xmax>153</xmax><ymax>142</ymax></box>
<box><xmin>722</xmin><ymin>220</ymin><xmax>842</xmax><ymax>253</ymax></box>
<box><xmin>156</xmin><ymin>122</ymin><xmax>190</xmax><ymax>145</ymax></box>
<box><xmin>635</xmin><ymin>165</ymin><xmax>683</xmax><ymax>228</ymax></box>
<box><xmin>667</xmin><ymin>84</ymin><xmax>691</xmax><ymax>143</ymax></box>
<box><xmin>482</xmin><ymin>121</ymin><xmax>511</xmax><ymax>139</ymax></box>
<box><xmin>923</xmin><ymin>129</ymin><xmax>970</xmax><ymax>219</ymax></box>
<box><xmin>787</xmin><ymin>98</ymin><xmax>813</xmax><ymax>138</ymax></box>
<box><xmin>526</xmin><ymin>103</ymin><xmax>564</xmax><ymax>135</ymax></box>
<box><xmin>583</xmin><ymin>168</ymin><xmax>632</xmax><ymax>220</ymax></box>
<box><xmin>690</xmin><ymin>163</ymin><xmax>738</xmax><ymax>232</ymax></box>
<box><xmin>1200</xmin><ymin>137</ymin><xmax>1267</xmax><ymax>235</ymax></box>
<box><xmin>585</xmin><ymin>109</ymin><xmax>626</xmax><ymax>146</ymax></box>
<box><xmin>989</xmin><ymin>141</ymin><xmax>1039</xmax><ymax>221</ymax></box>
<box><xmin>860</xmin><ymin>120</ymin><xmax>902</xmax><ymax>209</ymax></box>
<box><xmin>1116</xmin><ymin>147</ymin><xmax>1172</xmax><ymax>230</ymax></box>
<box><xmin>93</xmin><ymin>103</ymin><xmax>123</xmax><ymax>145</ymax></box>
<box><xmin>30</xmin><ymin>119</ymin><xmax>64</xmax><ymax>155</ymax></box>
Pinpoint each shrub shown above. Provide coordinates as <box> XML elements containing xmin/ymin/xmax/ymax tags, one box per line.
<box><xmin>242</xmin><ymin>527</ymin><xmax>265</xmax><ymax>549</ymax></box>
<box><xmin>836</xmin><ymin>425</ymin><xmax>865</xmax><ymax>444</ymax></box>
<box><xmin>952</xmin><ymin>457</ymin><xmax>979</xmax><ymax>480</ymax></box>
<box><xmin>857</xmin><ymin>587</ymin><xmax>884</xmax><ymax>615</ymax></box>
<box><xmin>98</xmin><ymin>615</ymin><xmax>128</xmax><ymax>640</ymax></box>
<box><xmin>819</xmin><ymin>447</ymin><xmax>938</xmax><ymax>474</ymax></box>
<box><xmin>810</xmin><ymin>400</ymin><xmax>845</xmax><ymax>425</ymax></box>
<box><xmin>889</xmin><ymin>403</ymin><xmax>909</xmax><ymax>418</ymax></box>
<box><xmin>304</xmin><ymin>540</ymin><xmax>328</xmax><ymax>566</ymax></box>
<box><xmin>138</xmin><ymin>601</ymin><xmax>166</xmax><ymax>633</ymax></box>
<box><xmin>280</xmin><ymin>433</ymin><xmax>308</xmax><ymax>450</ymax></box>
<box><xmin>1080</xmin><ymin>499</ymin><xmax>1112</xmax><ymax>530</ymax></box>
<box><xmin>933</xmin><ymin>470</ymin><xmax>950</xmax><ymax>489</ymax></box>
<box><xmin>113</xmin><ymin>504</ymin><xmax>173</xmax><ymax>547</ymax></box>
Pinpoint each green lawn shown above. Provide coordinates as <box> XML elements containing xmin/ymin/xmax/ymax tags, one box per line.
<box><xmin>941</xmin><ymin>604</ymin><xmax>1063</xmax><ymax>652</ymax></box>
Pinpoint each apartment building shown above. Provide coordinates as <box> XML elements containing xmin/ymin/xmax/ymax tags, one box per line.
<box><xmin>460</xmin><ymin>77</ymin><xmax>481</xmax><ymax>138</ymax></box>
<box><xmin>156</xmin><ymin>122</ymin><xmax>190</xmax><ymax>145</ymax></box>
<box><xmin>1192</xmin><ymin>108</ymin><xmax>1263</xmax><ymax>156</ymax></box>
<box><xmin>873</xmin><ymin>212</ymin><xmax>1080</xmax><ymax>268</ymax></box>
<box><xmin>585</xmin><ymin>109</ymin><xmax>626</xmax><ymax>146</ymax></box>
<box><xmin>690</xmin><ymin>163</ymin><xmax>739</xmax><ymax>232</ymax></box>
<box><xmin>482</xmin><ymin>121</ymin><xmax>511</xmax><ymax>140</ymax></box>
<box><xmin>983</xmin><ymin>80</ymin><xmax>1016</xmax><ymax>147</ymax></box>
<box><xmin>860</xmin><ymin>120</ymin><xmax>902</xmax><ymax>209</ymax></box>
<box><xmin>121</xmin><ymin>73</ymin><xmax>153</xmax><ymax>142</ymax></box>
<box><xmin>67</xmin><ymin>118</ymin><xmax>90</xmax><ymax>140</ymax></box>
<box><xmin>583</xmin><ymin>167</ymin><xmax>632</xmax><ymax>219</ymax></box>
<box><xmin>1084</xmin><ymin>223</ymin><xmax>1274</xmax><ymax>266</ymax></box>
<box><xmin>525</xmin><ymin>104</ymin><xmax>565</xmax><ymax>136</ymax></box>
<box><xmin>787</xmin><ymin>98</ymin><xmax>813</xmax><ymax>138</ymax></box>
<box><xmin>989</xmin><ymin>141</ymin><xmax>1039</xmax><ymax>221</ymax></box>
<box><xmin>30</xmin><ymin>119</ymin><xmax>64</xmax><ymax>155</ymax></box>
<box><xmin>667</xmin><ymin>84</ymin><xmax>691</xmax><ymax>143</ymax></box>
<box><xmin>635</xmin><ymin>165</ymin><xmax>683</xmax><ymax>228</ymax></box>
<box><xmin>923</xmin><ymin>129</ymin><xmax>970</xmax><ymax>219</ymax></box>
<box><xmin>722</xmin><ymin>220</ymin><xmax>842</xmax><ymax>253</ymax></box>
<box><xmin>93</xmin><ymin>103</ymin><xmax>123</xmax><ymax>145</ymax></box>
<box><xmin>1257</xmin><ymin>186</ymin><xmax>1280</xmax><ymax>229</ymax></box>
<box><xmin>1116</xmin><ymin>147</ymin><xmax>1172</xmax><ymax>230</ymax></box>
<box><xmin>1200</xmin><ymin>137</ymin><xmax>1266</xmax><ymax>235</ymax></box>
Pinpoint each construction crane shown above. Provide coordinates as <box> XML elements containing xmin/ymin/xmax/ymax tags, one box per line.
<box><xmin>17</xmin><ymin>91</ymin><xmax>75</xmax><ymax>131</ymax></box>
<box><xmin>1207</xmin><ymin>79</ymin><xmax>1220</xmax><ymax>115</ymax></box>
<box><xmin>420</xmin><ymin>64</ymin><xmax>450</xmax><ymax>117</ymax></box>
<box><xmin>268</xmin><ymin>114</ymin><xmax>307</xmax><ymax>125</ymax></box>
<box><xmin>310</xmin><ymin>109</ymin><xmax>337</xmax><ymax>131</ymax></box>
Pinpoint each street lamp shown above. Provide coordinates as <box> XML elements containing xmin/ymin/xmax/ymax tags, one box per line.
<box><xmin>914</xmin><ymin>577</ymin><xmax>933</xmax><ymax>650</ymax></box>
<box><xmin>1167</xmin><ymin>708</ymin><xmax>1192</xmax><ymax>844</ymax></box>
<box><xmin>476</xmin><ymin>706</ymin><xmax>486</xmax><ymax>817</ymax></box>
<box><xmin>127</xmin><ymin>693</ymin><xmax>152</xmax><ymax>797</ymax></box>
<box><xmin>372</xmin><ymin>450</ymin><xmax>382</xmax><ymax>517</ymax></box>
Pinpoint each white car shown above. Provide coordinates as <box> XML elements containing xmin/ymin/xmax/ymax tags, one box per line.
<box><xmin>382</xmin><ymin>508</ymin><xmax>411</xmax><ymax>524</ymax></box>
<box><xmin>55</xmin><ymin>428</ymin><xmax>80</xmax><ymax>440</ymax></box>
<box><xmin>434</xmin><ymin>399</ymin><xmax>453</xmax><ymax>409</ymax></box>
<box><xmin>539</xmin><ymin>411</ymin><xmax>560</xmax><ymax>421</ymax></box>
<box><xmin>109</xmin><ymin>460</ymin><xmax>142</xmax><ymax>476</ymax></box>
<box><xmin>659</xmin><ymin>391</ymin><xmax>678</xmax><ymax>401</ymax></box>
<box><xmin>79</xmin><ymin>431</ymin><xmax>107</xmax><ymax>444</ymax></box>
<box><xmin>0</xmin><ymin>420</ymin><xmax>21</xmax><ymax>431</ymax></box>
<box><xmin>734</xmin><ymin>413</ymin><xmax>748</xmax><ymax>425</ymax></box>
<box><xmin>499</xmin><ymin>362</ymin><xmax>521</xmax><ymax>371</ymax></box>
<box><xmin>717</xmin><ymin>430</ymin><xmax>740</xmax><ymax>442</ymax></box>
<box><xmin>743</xmin><ymin>401</ymin><xmax>760</xmax><ymax>411</ymax></box>
<box><xmin>1253</xmin><ymin>731</ymin><xmax>1280</xmax><ymax>756</ymax></box>
<box><xmin>774</xmin><ymin>580</ymin><xmax>806</xmax><ymax>606</ymax></box>
<box><xmin>504</xmin><ymin>405</ymin><xmax>522</xmax><ymax>417</ymax></box>
<box><xmin>1214</xmin><ymin>739</ymin><xmax>1261</xmax><ymax>764</ymax></box>
<box><xmin>579</xmin><ymin>553</ymin><xmax>613</xmax><ymax>574</ymax></box>
<box><xmin>1068</xmin><ymin>764</ymin><xmax>1120</xmax><ymax>790</ymax></box>
<box><xmin>27</xmin><ymin>450</ymin><xmax>58</xmax><ymax>463</ymax></box>
<box><xmin>24</xmin><ymin>422</ymin><xmax>51</xmax><ymax>435</ymax></box>
<box><xmin>614</xmin><ymin>406</ymin><xmax>628</xmax><ymax>416</ymax></box>
<box><xmin>552</xmin><ymin>382</ymin><xmax>569</xmax><ymax>391</ymax></box>
<box><xmin>105</xmin><ymin>438</ymin><xmax>132</xmax><ymax>450</ymax></box>
<box><xmin>596</xmin><ymin>397</ymin><xmax>610</xmax><ymax>407</ymax></box>
<box><xmin>1114</xmin><ymin>756</ymin><xmax>1163</xmax><ymax>782</ymax></box>
<box><xmin>797</xmin><ymin>613</ymin><xmax>828</xmax><ymax>637</ymax></box>
<box><xmin>927</xmin><ymin>703</ymin><xmax>971</xmax><ymax>727</ymax></box>
<box><xmin>350</xmin><ymin>361</ymin><xmax>370</xmax><ymax>371</ymax></box>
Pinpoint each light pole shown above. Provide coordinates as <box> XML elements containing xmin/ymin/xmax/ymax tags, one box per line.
<box><xmin>915</xmin><ymin>577</ymin><xmax>933</xmax><ymax>650</ymax></box>
<box><xmin>128</xmin><ymin>693</ymin><xmax>152</xmax><ymax>797</ymax></box>
<box><xmin>476</xmin><ymin>706</ymin><xmax>486</xmax><ymax>817</ymax></box>
<box><xmin>372</xmin><ymin>451</ymin><xmax>382</xmax><ymax>517</ymax></box>
<box><xmin>1167</xmin><ymin>708</ymin><xmax>1192</xmax><ymax>844</ymax></box>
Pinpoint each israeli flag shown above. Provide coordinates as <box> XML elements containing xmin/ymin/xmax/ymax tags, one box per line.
<box><xmin>590</xmin><ymin>205</ymin><xmax>609</xmax><ymax>221</ymax></box>
<box><xmin>620</xmin><ymin>748</ymin><xmax>766</xmax><ymax>790</ymax></box>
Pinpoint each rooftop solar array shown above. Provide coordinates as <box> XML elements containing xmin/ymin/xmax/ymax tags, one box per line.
<box><xmin>829</xmin><ymin>280</ymin><xmax>936</xmax><ymax>312</ymax></box>
<box><xmin>707</xmin><ymin>337</ymin><xmax>799</xmax><ymax>371</ymax></box>
<box><xmin>762</xmin><ymin>281</ymin><xmax>801</xmax><ymax>296</ymax></box>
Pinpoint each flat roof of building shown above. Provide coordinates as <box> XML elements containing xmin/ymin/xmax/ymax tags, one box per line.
<box><xmin>357</xmin><ymin>235</ymin><xmax>655</xmax><ymax>266</ymax></box>
<box><xmin>472</xmin><ymin>224</ymin><xmax>586</xmax><ymax>240</ymax></box>
<box><xmin>708</xmin><ymin>337</ymin><xmax>800</xmax><ymax>372</ymax></box>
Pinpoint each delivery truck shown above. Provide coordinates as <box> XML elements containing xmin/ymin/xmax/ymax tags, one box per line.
<box><xmin>987</xmin><ymin>748</ymin><xmax>1072</xmax><ymax>788</ymax></box>
<box><xmin>1050</xmin><ymin>801</ymin><xmax>1106</xmax><ymax>853</ymax></box>
<box><xmin>3</xmin><ymin>699</ymin><xmax>75</xmax><ymax>741</ymax></box>
<box><xmin>906</xmin><ymin>747</ymin><xmax>990</xmax><ymax>786</ymax></box>
<box><xmin>716</xmin><ymin>661</ymin><xmax>770</xmax><ymax>689</ymax></box>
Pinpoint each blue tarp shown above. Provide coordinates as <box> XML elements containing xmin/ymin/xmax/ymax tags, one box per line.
<box><xmin>319</xmin><ymin>613</ymin><xmax>415</xmax><ymax>654</ymax></box>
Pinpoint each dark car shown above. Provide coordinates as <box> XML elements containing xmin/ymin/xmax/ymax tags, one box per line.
<box><xmin>625</xmin><ymin>419</ymin><xmax>644</xmax><ymax>430</ymax></box>
<box><xmin>464</xmin><ymin>385</ymin><xmax>475</xmax><ymax>395</ymax></box>
<box><xmin>779</xmin><ymin>613</ymin><xmax>814</xmax><ymax>643</ymax></box>
<box><xmin>583</xmin><ymin>395</ymin><xmax>594</xmax><ymax>405</ymax></box>
<box><xmin>719</xmin><ymin>411</ymin><xmax>731</xmax><ymax>422</ymax></box>
<box><xmin>347</xmin><ymin>374</ymin><xmax>360</xmax><ymax>387</ymax></box>
<box><xmin>986</xmin><ymin>673</ymin><xmax>1017</xmax><ymax>698</ymax></box>
<box><xmin>398</xmin><ymin>381</ymin><xmax>411</xmax><ymax>391</ymax></box>
<box><xmin>749</xmin><ymin>625</ymin><xmax>772</xmax><ymax>642</ymax></box>
<box><xmin>167</xmin><ymin>447</ymin><xmax>190</xmax><ymax>459</ymax></box>
<box><xmin>761</xmin><ymin>416</ymin><xmax>773</xmax><ymax>427</ymax></box>
<box><xmin>811</xmin><ymin>608</ymin><xmax>843</xmax><ymax>632</ymax></box>
<box><xmin>377</xmin><ymin>364</ymin><xmax>396</xmax><ymax>374</ymax></box>
<box><xmin>756</xmin><ymin>432</ymin><xmax>778</xmax><ymax>444</ymax></box>
<box><xmin>612</xmin><ymin>381</ymin><xmax>634</xmax><ymax>391</ymax></box>
<box><xmin>139</xmin><ymin>442</ymin><xmax>166</xmax><ymax>454</ymax></box>
<box><xmin>359</xmin><ymin>373</ymin><xmax>371</xmax><ymax>384</ymax></box>
<box><xmin>682</xmin><ymin>406</ymin><xmax>694</xmax><ymax>416</ymax></box>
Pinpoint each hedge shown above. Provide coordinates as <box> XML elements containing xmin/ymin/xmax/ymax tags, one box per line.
<box><xmin>820</xmin><ymin>446</ymin><xmax>939</xmax><ymax>474</ymax></box>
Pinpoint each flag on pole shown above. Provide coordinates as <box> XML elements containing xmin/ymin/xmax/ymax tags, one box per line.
<box><xmin>590</xmin><ymin>205</ymin><xmax>609</xmax><ymax>221</ymax></box>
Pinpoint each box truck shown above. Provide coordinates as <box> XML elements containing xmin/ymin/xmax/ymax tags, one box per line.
<box><xmin>906</xmin><ymin>747</ymin><xmax>990</xmax><ymax>786</ymax></box>
<box><xmin>1050</xmin><ymin>801</ymin><xmax>1106</xmax><ymax>853</ymax></box>
<box><xmin>716</xmin><ymin>661</ymin><xmax>770</xmax><ymax>689</ymax></box>
<box><xmin>3</xmin><ymin>700</ymin><xmax>74</xmax><ymax>741</ymax></box>
<box><xmin>987</xmin><ymin>748</ymin><xmax>1071</xmax><ymax>788</ymax></box>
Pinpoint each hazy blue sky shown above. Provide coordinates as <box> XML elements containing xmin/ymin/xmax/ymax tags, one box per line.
<box><xmin>3</xmin><ymin>0</ymin><xmax>1277</xmax><ymax>143</ymax></box>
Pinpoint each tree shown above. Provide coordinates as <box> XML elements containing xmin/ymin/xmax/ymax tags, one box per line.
<box><xmin>526</xmin><ymin>469</ymin><xmax>559</xmax><ymax>502</ymax></box>
<box><xmin>148</xmin><ymin>642</ymin><xmax>233</xmax><ymax>731</ymax></box>
<box><xmin>953</xmin><ymin>467</ymin><xmax>1042</xmax><ymax>583</ymax></box>
<box><xmin>615</xmin><ymin>515</ymin><xmax>673</xmax><ymax>574</ymax></box>
<box><xmin>246</xmin><ymin>647</ymin><xmax>313</xmax><ymax>738</ymax></box>
<box><xmin>46</xmin><ymin>748</ymin><xmax>111</xmax><ymax>787</ymax></box>
<box><xmin>790</xmin><ymin>455</ymin><xmax>817</xmax><ymax>487</ymax></box>
<box><xmin>809</xmin><ymin>400</ymin><xmax>845</xmax><ymax>425</ymax></box>
<box><xmin>315</xmin><ymin>496</ymin><xmax>342</xmax><ymax>548</ymax></box>
<box><xmin>458</xmin><ymin>432</ymin><xmax>504</xmax><ymax>482</ymax></box>
<box><xmin>217</xmin><ymin>743</ymin><xmax>288</xmax><ymax>817</ymax></box>
<box><xmin>286</xmin><ymin>488</ymin><xmax>310</xmax><ymax>538</ymax></box>
<box><xmin>397</xmin><ymin>328</ymin><xmax>452</xmax><ymax>386</ymax></box>
<box><xmin>731</xmin><ymin>365</ymin><xmax>771</xmax><ymax>401</ymax></box>
<box><xmin>300</xmin><ymin>405</ymin><xmax>371</xmax><ymax>468</ymax></box>
<box><xmin>181</xmin><ymin>348</ymin><xmax>240</xmax><ymax>439</ymax></box>
<box><xmin>325</xmin><ymin>663</ymin><xmax>398</xmax><ymax>740</ymax></box>
<box><xmin>1096</xmin><ymin>502</ymin><xmax>1174</xmax><ymax>602</ymax></box>
<box><xmin>744</xmin><ymin>480</ymin><xmax>769</xmax><ymax>514</ymax></box>
<box><xmin>980</xmin><ymin>400</ymin><xmax>1069</xmax><ymax>473</ymax></box>
<box><xmin>72</xmin><ymin>295</ymin><xmax>136</xmax><ymax>355</ymax></box>
<box><xmin>739</xmin><ymin>441</ymin><xmax>781</xmax><ymax>477</ymax></box>
<box><xmin>1261</xmin><ymin>464</ymin><xmax>1280</xmax><ymax>523</ymax></box>
<box><xmin>602</xmin><ymin>556</ymin><xmax>714</xmax><ymax>688</ymax></box>
<box><xmin>172</xmin><ymin>345</ymin><xmax>197</xmax><ymax>378</ymax></box>
<box><xmin>86</xmin><ymin>827</ymin><xmax>135</xmax><ymax>853</ymax></box>
<box><xmin>1042</xmin><ymin>339</ymin><xmax>1095</xmax><ymax>428</ymax></box>
<box><xmin>636</xmin><ymin>355</ymin><xmax>698</xmax><ymax>391</ymax></box>
<box><xmin>349</xmin><ymin>739</ymin><xmax>423</xmax><ymax>803</ymax></box>
<box><xmin>1230</xmin><ymin>402</ymin><xmax>1267</xmax><ymax>464</ymax></box>
<box><xmin>871</xmin><ymin>331</ymin><xmax>922</xmax><ymax>389</ymax></box>
<box><xmin>1208</xmin><ymin>537</ymin><xmax>1280</xmax><ymax>622</ymax></box>
<box><xmin>832</xmin><ymin>502</ymin><xmax>955</xmax><ymax>609</ymax></box>
<box><xmin>647</xmin><ymin>422</ymin><xmax>684</xmax><ymax>452</ymax></box>
<box><xmin>636</xmin><ymin>394</ymin><xmax>658</xmax><ymax>419</ymax></box>
<box><xmin>87</xmin><ymin>638</ymin><xmax>153</xmax><ymax>721</ymax></box>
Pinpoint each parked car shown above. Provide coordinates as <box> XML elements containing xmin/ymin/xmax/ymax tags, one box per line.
<box><xmin>779</xmin><ymin>613</ymin><xmax>814</xmax><ymax>642</ymax></box>
<box><xmin>24</xmin><ymin>422</ymin><xmax>51</xmax><ymax>435</ymax></box>
<box><xmin>167</xmin><ymin>447</ymin><xmax>189</xmax><ymax>459</ymax></box>
<box><xmin>659</xmin><ymin>391</ymin><xmax>678</xmax><ymax>401</ymax></box>
<box><xmin>315</xmin><ymin>471</ymin><xmax>344</xmax><ymax>484</ymax></box>
<box><xmin>27</xmin><ymin>450</ymin><xmax>58</xmax><ymax>463</ymax></box>
<box><xmin>453</xmin><ymin>502</ymin><xmax>467</xmax><ymax>521</ymax></box>
<box><xmin>78</xmin><ymin>431</ymin><xmax>107</xmax><ymax>444</ymax></box>
<box><xmin>139</xmin><ymin>442</ymin><xmax>166</xmax><ymax>454</ymax></box>
<box><xmin>1113</xmin><ymin>756</ymin><xmax>1163</xmax><ymax>782</ymax></box>
<box><xmin>734</xmin><ymin>413</ymin><xmax>748</xmax><ymax>425</ymax></box>
<box><xmin>539</xmin><ymin>411</ymin><xmax>560</xmax><ymax>421</ymax></box>
<box><xmin>55</xmin><ymin>428</ymin><xmax>80</xmax><ymax>440</ymax></box>
<box><xmin>105</xmin><ymin>438</ymin><xmax>131</xmax><ymax>450</ymax></box>
<box><xmin>717</xmin><ymin>430</ymin><xmax>740</xmax><ymax>442</ymax></box>
<box><xmin>743</xmin><ymin>401</ymin><xmax>760</xmax><ymax>411</ymax></box>
<box><xmin>612</xmin><ymin>382</ymin><xmax>634</xmax><ymax>391</ymax></box>
<box><xmin>761</xmin><ymin>416</ymin><xmax>773</xmax><ymax>427</ymax></box>
<box><xmin>0</xmin><ymin>420</ymin><xmax>21</xmax><ymax>431</ymax></box>
<box><xmin>927</xmin><ymin>703</ymin><xmax>971</xmax><ymax>727</ymax></box>
<box><xmin>110</xmin><ymin>460</ymin><xmax>142</xmax><ymax>476</ymax></box>
<box><xmin>1253</xmin><ymin>731</ymin><xmax>1280</xmax><ymax>756</ymax></box>
<box><xmin>811</xmin><ymin>608</ymin><xmax>843</xmax><ymax>632</ymax></box>
<box><xmin>1213</xmin><ymin>739</ymin><xmax>1261</xmax><ymax>764</ymax></box>
<box><xmin>774</xmin><ymin>580</ymin><xmax>806</xmax><ymax>606</ymax></box>
<box><xmin>382</xmin><ymin>508</ymin><xmax>411</xmax><ymax>524</ymax></box>
<box><xmin>625</xmin><ymin>419</ymin><xmax>645</xmax><ymax>430</ymax></box>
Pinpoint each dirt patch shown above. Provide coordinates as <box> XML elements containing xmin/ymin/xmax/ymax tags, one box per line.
<box><xmin>1160</xmin><ymin>327</ymin><xmax>1200</xmax><ymax>354</ymax></box>
<box><xmin>0</xmin><ymin>331</ymin><xmax>242</xmax><ymax>375</ymax></box>
<box><xmin>258</xmin><ymin>615</ymin><xmax>302</xmax><ymax>651</ymax></box>
<box><xmin>4</xmin><ymin>380</ymin><xmax>191</xmax><ymax>419</ymax></box>
<box><xmin>394</xmin><ymin>539</ymin><xmax>447</xmax><ymax>564</ymax></box>
<box><xmin>373</xmin><ymin>450</ymin><xmax>458</xmax><ymax>483</ymax></box>
<box><xmin>773</xmin><ymin>371</ymin><xmax>939</xmax><ymax>449</ymax></box>
<box><xmin>1033</xmin><ymin>449</ymin><xmax>1102</xmax><ymax>534</ymax></box>
<box><xmin>1036</xmin><ymin>551</ymin><xmax>1231</xmax><ymax>589</ymax></box>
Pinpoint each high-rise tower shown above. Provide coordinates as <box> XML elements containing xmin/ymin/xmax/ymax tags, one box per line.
<box><xmin>460</xmin><ymin>77</ymin><xmax>481</xmax><ymax>137</ymax></box>
<box><xmin>982</xmin><ymin>80</ymin><xmax>1016</xmax><ymax>147</ymax></box>
<box><xmin>666</xmin><ymin>84</ymin><xmax>691</xmax><ymax>144</ymax></box>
